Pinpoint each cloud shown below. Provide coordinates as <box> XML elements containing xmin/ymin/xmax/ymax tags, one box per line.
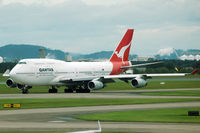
<box><xmin>157</xmin><ymin>47</ymin><xmax>174</xmax><ymax>56</ymax></box>
<box><xmin>45</xmin><ymin>53</ymin><xmax>56</xmax><ymax>59</ymax></box>
<box><xmin>82</xmin><ymin>0</ymin><xmax>133</xmax><ymax>6</ymax></box>
<box><xmin>0</xmin><ymin>0</ymin><xmax>68</xmax><ymax>6</ymax></box>
<box><xmin>0</xmin><ymin>0</ymin><xmax>199</xmax><ymax>55</ymax></box>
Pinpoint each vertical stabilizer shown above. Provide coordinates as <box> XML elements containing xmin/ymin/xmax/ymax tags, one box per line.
<box><xmin>110</xmin><ymin>29</ymin><xmax>134</xmax><ymax>62</ymax></box>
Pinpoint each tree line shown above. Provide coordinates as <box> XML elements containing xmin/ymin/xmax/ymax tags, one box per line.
<box><xmin>131</xmin><ymin>60</ymin><xmax>200</xmax><ymax>74</ymax></box>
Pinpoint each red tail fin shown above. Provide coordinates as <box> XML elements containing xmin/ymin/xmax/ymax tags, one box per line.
<box><xmin>110</xmin><ymin>29</ymin><xmax>134</xmax><ymax>62</ymax></box>
<box><xmin>191</xmin><ymin>69</ymin><xmax>199</xmax><ymax>75</ymax></box>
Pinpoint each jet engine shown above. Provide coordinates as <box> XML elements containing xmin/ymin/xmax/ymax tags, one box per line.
<box><xmin>6</xmin><ymin>78</ymin><xmax>17</xmax><ymax>88</ymax></box>
<box><xmin>131</xmin><ymin>78</ymin><xmax>147</xmax><ymax>88</ymax></box>
<box><xmin>88</xmin><ymin>80</ymin><xmax>104</xmax><ymax>90</ymax></box>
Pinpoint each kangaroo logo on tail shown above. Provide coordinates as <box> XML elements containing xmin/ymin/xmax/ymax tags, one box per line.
<box><xmin>110</xmin><ymin>29</ymin><xmax>134</xmax><ymax>62</ymax></box>
<box><xmin>114</xmin><ymin>42</ymin><xmax>131</xmax><ymax>62</ymax></box>
<box><xmin>109</xmin><ymin>29</ymin><xmax>134</xmax><ymax>75</ymax></box>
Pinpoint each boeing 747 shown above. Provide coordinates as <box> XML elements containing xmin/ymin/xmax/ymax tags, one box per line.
<box><xmin>3</xmin><ymin>29</ymin><xmax>187</xmax><ymax>94</ymax></box>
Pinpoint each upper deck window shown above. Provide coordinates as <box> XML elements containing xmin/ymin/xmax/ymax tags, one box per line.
<box><xmin>18</xmin><ymin>62</ymin><xmax>27</xmax><ymax>64</ymax></box>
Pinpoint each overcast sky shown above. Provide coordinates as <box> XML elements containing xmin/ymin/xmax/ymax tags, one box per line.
<box><xmin>0</xmin><ymin>0</ymin><xmax>199</xmax><ymax>55</ymax></box>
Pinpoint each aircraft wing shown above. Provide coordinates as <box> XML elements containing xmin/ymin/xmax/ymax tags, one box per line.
<box><xmin>57</xmin><ymin>73</ymin><xmax>187</xmax><ymax>84</ymax></box>
<box><xmin>104</xmin><ymin>73</ymin><xmax>187</xmax><ymax>80</ymax></box>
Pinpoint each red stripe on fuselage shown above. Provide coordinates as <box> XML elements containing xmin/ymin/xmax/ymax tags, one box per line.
<box><xmin>110</xmin><ymin>61</ymin><xmax>130</xmax><ymax>75</ymax></box>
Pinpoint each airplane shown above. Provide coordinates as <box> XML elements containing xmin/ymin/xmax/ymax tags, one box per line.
<box><xmin>69</xmin><ymin>120</ymin><xmax>101</xmax><ymax>133</ymax></box>
<box><xmin>3</xmin><ymin>29</ymin><xmax>188</xmax><ymax>94</ymax></box>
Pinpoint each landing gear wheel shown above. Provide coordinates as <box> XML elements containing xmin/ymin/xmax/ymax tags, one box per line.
<box><xmin>48</xmin><ymin>86</ymin><xmax>58</xmax><ymax>93</ymax></box>
<box><xmin>83</xmin><ymin>83</ymin><xmax>90</xmax><ymax>93</ymax></box>
<box><xmin>75</xmin><ymin>88</ymin><xmax>90</xmax><ymax>93</ymax></box>
<box><xmin>48</xmin><ymin>89</ymin><xmax>58</xmax><ymax>93</ymax></box>
<box><xmin>22</xmin><ymin>89</ymin><xmax>28</xmax><ymax>94</ymax></box>
<box><xmin>64</xmin><ymin>88</ymin><xmax>73</xmax><ymax>93</ymax></box>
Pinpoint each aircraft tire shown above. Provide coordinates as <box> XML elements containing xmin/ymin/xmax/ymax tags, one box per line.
<box><xmin>22</xmin><ymin>89</ymin><xmax>28</xmax><ymax>94</ymax></box>
<box><xmin>48</xmin><ymin>89</ymin><xmax>52</xmax><ymax>93</ymax></box>
<box><xmin>48</xmin><ymin>89</ymin><xmax>57</xmax><ymax>93</ymax></box>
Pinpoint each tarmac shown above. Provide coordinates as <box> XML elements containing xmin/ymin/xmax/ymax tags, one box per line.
<box><xmin>0</xmin><ymin>90</ymin><xmax>200</xmax><ymax>132</ymax></box>
<box><xmin>0</xmin><ymin>88</ymin><xmax>200</xmax><ymax>99</ymax></box>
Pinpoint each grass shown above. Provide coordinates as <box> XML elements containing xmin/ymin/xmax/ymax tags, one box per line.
<box><xmin>0</xmin><ymin>79</ymin><xmax>200</xmax><ymax>94</ymax></box>
<box><xmin>0</xmin><ymin>129</ymin><xmax>128</xmax><ymax>133</ymax></box>
<box><xmin>75</xmin><ymin>107</ymin><xmax>200</xmax><ymax>123</ymax></box>
<box><xmin>140</xmin><ymin>90</ymin><xmax>200</xmax><ymax>96</ymax></box>
<box><xmin>1</xmin><ymin>98</ymin><xmax>200</xmax><ymax>110</ymax></box>
<box><xmin>0</xmin><ymin>132</ymin><xmax>63</xmax><ymax>133</ymax></box>
<box><xmin>102</xmin><ymin>80</ymin><xmax>200</xmax><ymax>91</ymax></box>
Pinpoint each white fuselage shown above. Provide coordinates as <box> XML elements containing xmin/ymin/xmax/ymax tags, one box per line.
<box><xmin>10</xmin><ymin>59</ymin><xmax>113</xmax><ymax>86</ymax></box>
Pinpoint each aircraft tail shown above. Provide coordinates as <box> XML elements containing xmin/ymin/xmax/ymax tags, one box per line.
<box><xmin>191</xmin><ymin>69</ymin><xmax>199</xmax><ymax>75</ymax></box>
<box><xmin>110</xmin><ymin>29</ymin><xmax>134</xmax><ymax>62</ymax></box>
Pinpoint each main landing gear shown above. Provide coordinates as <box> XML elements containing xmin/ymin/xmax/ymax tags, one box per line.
<box><xmin>64</xmin><ymin>85</ymin><xmax>90</xmax><ymax>93</ymax></box>
<box><xmin>21</xmin><ymin>86</ymin><xmax>32</xmax><ymax>94</ymax></box>
<box><xmin>48</xmin><ymin>86</ymin><xmax>58</xmax><ymax>93</ymax></box>
<box><xmin>47</xmin><ymin>85</ymin><xmax>90</xmax><ymax>93</ymax></box>
<box><xmin>75</xmin><ymin>86</ymin><xmax>90</xmax><ymax>93</ymax></box>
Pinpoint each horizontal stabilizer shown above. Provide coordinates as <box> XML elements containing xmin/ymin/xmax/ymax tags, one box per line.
<box><xmin>191</xmin><ymin>69</ymin><xmax>199</xmax><ymax>75</ymax></box>
<box><xmin>121</xmin><ymin>62</ymin><xmax>162</xmax><ymax>69</ymax></box>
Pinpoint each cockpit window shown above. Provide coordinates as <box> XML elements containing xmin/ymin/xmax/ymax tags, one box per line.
<box><xmin>18</xmin><ymin>62</ymin><xmax>27</xmax><ymax>64</ymax></box>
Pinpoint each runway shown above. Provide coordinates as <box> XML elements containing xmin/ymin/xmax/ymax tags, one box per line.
<box><xmin>0</xmin><ymin>88</ymin><xmax>200</xmax><ymax>99</ymax></box>
<box><xmin>0</xmin><ymin>89</ymin><xmax>200</xmax><ymax>132</ymax></box>
<box><xmin>1</xmin><ymin>121</ymin><xmax>200</xmax><ymax>133</ymax></box>
<box><xmin>0</xmin><ymin>101</ymin><xmax>200</xmax><ymax>132</ymax></box>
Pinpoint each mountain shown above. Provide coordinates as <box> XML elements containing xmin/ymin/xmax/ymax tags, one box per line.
<box><xmin>0</xmin><ymin>44</ymin><xmax>65</xmax><ymax>62</ymax></box>
<box><xmin>0</xmin><ymin>44</ymin><xmax>120</xmax><ymax>62</ymax></box>
<box><xmin>72</xmin><ymin>51</ymin><xmax>113</xmax><ymax>60</ymax></box>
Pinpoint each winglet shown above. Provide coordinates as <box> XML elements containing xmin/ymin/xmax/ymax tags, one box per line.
<box><xmin>191</xmin><ymin>69</ymin><xmax>199</xmax><ymax>75</ymax></box>
<box><xmin>3</xmin><ymin>69</ymin><xmax>10</xmax><ymax>77</ymax></box>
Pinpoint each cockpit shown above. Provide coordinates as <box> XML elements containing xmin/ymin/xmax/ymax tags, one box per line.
<box><xmin>18</xmin><ymin>61</ymin><xmax>27</xmax><ymax>64</ymax></box>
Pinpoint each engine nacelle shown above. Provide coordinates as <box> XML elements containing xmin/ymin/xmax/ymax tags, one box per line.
<box><xmin>131</xmin><ymin>78</ymin><xmax>147</xmax><ymax>88</ymax></box>
<box><xmin>6</xmin><ymin>78</ymin><xmax>17</xmax><ymax>88</ymax></box>
<box><xmin>88</xmin><ymin>80</ymin><xmax>104</xmax><ymax>90</ymax></box>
